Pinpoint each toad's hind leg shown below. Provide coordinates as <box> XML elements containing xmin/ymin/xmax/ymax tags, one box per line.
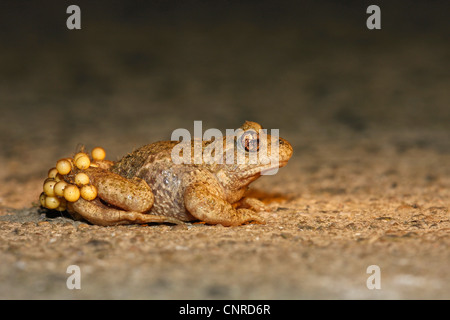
<box><xmin>79</xmin><ymin>167</ymin><xmax>154</xmax><ymax>213</ymax></box>
<box><xmin>68</xmin><ymin>198</ymin><xmax>184</xmax><ymax>226</ymax></box>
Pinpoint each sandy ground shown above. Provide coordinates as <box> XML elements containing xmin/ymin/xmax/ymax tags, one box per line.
<box><xmin>0</xmin><ymin>1</ymin><xmax>449</xmax><ymax>299</ymax></box>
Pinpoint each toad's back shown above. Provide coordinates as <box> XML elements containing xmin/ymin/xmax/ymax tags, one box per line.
<box><xmin>111</xmin><ymin>141</ymin><xmax>179</xmax><ymax>179</ymax></box>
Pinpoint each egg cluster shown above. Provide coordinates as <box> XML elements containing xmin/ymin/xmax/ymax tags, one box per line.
<box><xmin>39</xmin><ymin>147</ymin><xmax>106</xmax><ymax>211</ymax></box>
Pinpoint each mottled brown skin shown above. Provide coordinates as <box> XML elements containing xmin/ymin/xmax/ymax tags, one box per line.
<box><xmin>66</xmin><ymin>121</ymin><xmax>293</xmax><ymax>226</ymax></box>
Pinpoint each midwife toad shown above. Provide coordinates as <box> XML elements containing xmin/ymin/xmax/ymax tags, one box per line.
<box><xmin>41</xmin><ymin>121</ymin><xmax>293</xmax><ymax>226</ymax></box>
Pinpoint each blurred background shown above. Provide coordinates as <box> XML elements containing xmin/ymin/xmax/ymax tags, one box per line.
<box><xmin>0</xmin><ymin>0</ymin><xmax>448</xmax><ymax>166</ymax></box>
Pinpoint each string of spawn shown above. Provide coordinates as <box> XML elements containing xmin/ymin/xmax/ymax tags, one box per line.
<box><xmin>39</xmin><ymin>147</ymin><xmax>106</xmax><ymax>211</ymax></box>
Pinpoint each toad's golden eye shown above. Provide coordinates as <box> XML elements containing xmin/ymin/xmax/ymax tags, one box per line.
<box><xmin>240</xmin><ymin>130</ymin><xmax>259</xmax><ymax>152</ymax></box>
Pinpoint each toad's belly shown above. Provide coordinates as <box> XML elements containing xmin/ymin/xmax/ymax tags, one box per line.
<box><xmin>139</xmin><ymin>167</ymin><xmax>196</xmax><ymax>221</ymax></box>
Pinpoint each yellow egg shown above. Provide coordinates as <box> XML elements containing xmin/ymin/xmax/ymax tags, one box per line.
<box><xmin>39</xmin><ymin>192</ymin><xmax>46</xmax><ymax>207</ymax></box>
<box><xmin>48</xmin><ymin>167</ymin><xmax>59</xmax><ymax>179</ymax></box>
<box><xmin>56</xmin><ymin>198</ymin><xmax>67</xmax><ymax>211</ymax></box>
<box><xmin>74</xmin><ymin>152</ymin><xmax>88</xmax><ymax>162</ymax></box>
<box><xmin>56</xmin><ymin>159</ymin><xmax>72</xmax><ymax>175</ymax></box>
<box><xmin>81</xmin><ymin>185</ymin><xmax>98</xmax><ymax>201</ymax></box>
<box><xmin>54</xmin><ymin>173</ymin><xmax>64</xmax><ymax>182</ymax></box>
<box><xmin>91</xmin><ymin>147</ymin><xmax>106</xmax><ymax>161</ymax></box>
<box><xmin>43</xmin><ymin>177</ymin><xmax>54</xmax><ymax>184</ymax></box>
<box><xmin>64</xmin><ymin>185</ymin><xmax>81</xmax><ymax>202</ymax></box>
<box><xmin>74</xmin><ymin>172</ymin><xmax>90</xmax><ymax>186</ymax></box>
<box><xmin>54</xmin><ymin>181</ymin><xmax>68</xmax><ymax>197</ymax></box>
<box><xmin>45</xmin><ymin>196</ymin><xmax>61</xmax><ymax>209</ymax></box>
<box><xmin>75</xmin><ymin>155</ymin><xmax>90</xmax><ymax>170</ymax></box>
<box><xmin>43</xmin><ymin>179</ymin><xmax>57</xmax><ymax>197</ymax></box>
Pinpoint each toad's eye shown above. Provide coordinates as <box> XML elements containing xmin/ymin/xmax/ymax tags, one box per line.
<box><xmin>240</xmin><ymin>130</ymin><xmax>259</xmax><ymax>152</ymax></box>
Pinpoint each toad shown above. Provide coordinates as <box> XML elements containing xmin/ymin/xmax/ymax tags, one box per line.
<box><xmin>40</xmin><ymin>121</ymin><xmax>293</xmax><ymax>226</ymax></box>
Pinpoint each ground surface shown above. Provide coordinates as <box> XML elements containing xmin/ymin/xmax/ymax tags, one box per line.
<box><xmin>0</xmin><ymin>1</ymin><xmax>449</xmax><ymax>299</ymax></box>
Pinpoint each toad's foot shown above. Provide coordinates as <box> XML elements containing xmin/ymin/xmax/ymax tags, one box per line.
<box><xmin>68</xmin><ymin>198</ymin><xmax>184</xmax><ymax>226</ymax></box>
<box><xmin>184</xmin><ymin>183</ymin><xmax>266</xmax><ymax>227</ymax></box>
<box><xmin>237</xmin><ymin>197</ymin><xmax>269</xmax><ymax>212</ymax></box>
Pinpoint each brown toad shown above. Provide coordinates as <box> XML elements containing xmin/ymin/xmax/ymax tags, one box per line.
<box><xmin>51</xmin><ymin>121</ymin><xmax>293</xmax><ymax>226</ymax></box>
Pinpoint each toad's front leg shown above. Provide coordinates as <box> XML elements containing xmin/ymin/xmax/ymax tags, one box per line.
<box><xmin>67</xmin><ymin>167</ymin><xmax>183</xmax><ymax>225</ymax></box>
<box><xmin>184</xmin><ymin>181</ymin><xmax>266</xmax><ymax>227</ymax></box>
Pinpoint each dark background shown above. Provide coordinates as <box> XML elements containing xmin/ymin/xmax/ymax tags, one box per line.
<box><xmin>0</xmin><ymin>0</ymin><xmax>448</xmax><ymax>166</ymax></box>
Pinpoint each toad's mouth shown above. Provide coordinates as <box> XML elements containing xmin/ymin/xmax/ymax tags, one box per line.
<box><xmin>238</xmin><ymin>159</ymin><xmax>290</xmax><ymax>181</ymax></box>
<box><xmin>259</xmin><ymin>160</ymin><xmax>289</xmax><ymax>175</ymax></box>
